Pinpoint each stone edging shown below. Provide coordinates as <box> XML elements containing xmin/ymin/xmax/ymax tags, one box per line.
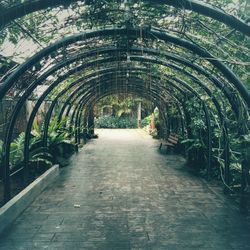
<box><xmin>0</xmin><ymin>165</ymin><xmax>59</xmax><ymax>234</ymax></box>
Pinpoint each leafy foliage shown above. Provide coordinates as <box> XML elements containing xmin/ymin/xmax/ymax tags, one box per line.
<box><xmin>0</xmin><ymin>116</ymin><xmax>76</xmax><ymax>176</ymax></box>
<box><xmin>95</xmin><ymin>94</ymin><xmax>153</xmax><ymax>119</ymax></box>
<box><xmin>141</xmin><ymin>115</ymin><xmax>151</xmax><ymax>127</ymax></box>
<box><xmin>33</xmin><ymin>117</ymin><xmax>76</xmax><ymax>167</ymax></box>
<box><xmin>0</xmin><ymin>0</ymin><xmax>249</xmax><ymax>199</ymax></box>
<box><xmin>9</xmin><ymin>132</ymin><xmax>25</xmax><ymax>168</ymax></box>
<box><xmin>95</xmin><ymin>116</ymin><xmax>137</xmax><ymax>129</ymax></box>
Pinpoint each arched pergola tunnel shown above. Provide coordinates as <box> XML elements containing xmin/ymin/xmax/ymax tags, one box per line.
<box><xmin>0</xmin><ymin>1</ymin><xmax>249</xmax><ymax>213</ymax></box>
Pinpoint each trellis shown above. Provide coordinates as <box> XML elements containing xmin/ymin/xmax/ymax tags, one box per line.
<box><xmin>0</xmin><ymin>0</ymin><xmax>249</xmax><ymax>211</ymax></box>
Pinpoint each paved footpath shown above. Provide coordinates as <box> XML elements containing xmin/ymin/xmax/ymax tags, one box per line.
<box><xmin>0</xmin><ymin>129</ymin><xmax>250</xmax><ymax>250</ymax></box>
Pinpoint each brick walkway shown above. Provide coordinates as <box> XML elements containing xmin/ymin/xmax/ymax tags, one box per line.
<box><xmin>0</xmin><ymin>129</ymin><xmax>250</xmax><ymax>250</ymax></box>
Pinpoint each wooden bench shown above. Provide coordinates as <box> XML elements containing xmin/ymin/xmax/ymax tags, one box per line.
<box><xmin>159</xmin><ymin>134</ymin><xmax>179</xmax><ymax>152</ymax></box>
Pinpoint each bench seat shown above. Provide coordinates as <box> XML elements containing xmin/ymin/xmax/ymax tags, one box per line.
<box><xmin>159</xmin><ymin>134</ymin><xmax>179</xmax><ymax>151</ymax></box>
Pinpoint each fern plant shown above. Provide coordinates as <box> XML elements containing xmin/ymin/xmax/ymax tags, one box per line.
<box><xmin>9</xmin><ymin>132</ymin><xmax>25</xmax><ymax>170</ymax></box>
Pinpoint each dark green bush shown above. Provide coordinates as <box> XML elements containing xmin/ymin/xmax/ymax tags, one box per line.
<box><xmin>141</xmin><ymin>115</ymin><xmax>151</xmax><ymax>127</ymax></box>
<box><xmin>95</xmin><ymin>116</ymin><xmax>137</xmax><ymax>128</ymax></box>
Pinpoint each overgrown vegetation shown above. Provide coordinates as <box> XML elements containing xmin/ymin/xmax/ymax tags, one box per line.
<box><xmin>0</xmin><ymin>117</ymin><xmax>76</xmax><ymax>180</ymax></box>
<box><xmin>94</xmin><ymin>94</ymin><xmax>153</xmax><ymax>128</ymax></box>
<box><xmin>0</xmin><ymin>0</ymin><xmax>249</xmax><ymax>206</ymax></box>
<box><xmin>95</xmin><ymin>116</ymin><xmax>137</xmax><ymax>129</ymax></box>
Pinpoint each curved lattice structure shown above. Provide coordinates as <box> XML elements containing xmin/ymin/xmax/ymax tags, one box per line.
<box><xmin>0</xmin><ymin>0</ymin><xmax>249</xmax><ymax>211</ymax></box>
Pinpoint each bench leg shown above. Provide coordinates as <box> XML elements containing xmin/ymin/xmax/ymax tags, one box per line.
<box><xmin>159</xmin><ymin>142</ymin><xmax>163</xmax><ymax>150</ymax></box>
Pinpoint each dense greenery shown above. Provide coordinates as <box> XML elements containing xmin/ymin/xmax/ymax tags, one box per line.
<box><xmin>0</xmin><ymin>0</ymin><xmax>249</xmax><ymax>204</ymax></box>
<box><xmin>32</xmin><ymin>118</ymin><xmax>76</xmax><ymax>167</ymax></box>
<box><xmin>94</xmin><ymin>94</ymin><xmax>154</xmax><ymax>128</ymax></box>
<box><xmin>95</xmin><ymin>116</ymin><xmax>137</xmax><ymax>129</ymax></box>
<box><xmin>0</xmin><ymin>117</ymin><xmax>76</xmax><ymax>180</ymax></box>
<box><xmin>94</xmin><ymin>94</ymin><xmax>153</xmax><ymax>118</ymax></box>
<box><xmin>1</xmin><ymin>0</ymin><xmax>249</xmax><ymax>87</ymax></box>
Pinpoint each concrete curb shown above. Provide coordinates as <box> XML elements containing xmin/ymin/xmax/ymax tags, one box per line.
<box><xmin>0</xmin><ymin>165</ymin><xmax>59</xmax><ymax>234</ymax></box>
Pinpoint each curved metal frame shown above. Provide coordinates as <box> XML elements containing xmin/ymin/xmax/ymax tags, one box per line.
<box><xmin>47</xmin><ymin>73</ymin><xmax>211</xmax><ymax>172</ymax></box>
<box><xmin>0</xmin><ymin>27</ymin><xmax>249</xmax><ymax>106</ymax></box>
<box><xmin>1</xmin><ymin>0</ymin><xmax>249</xmax><ymax>36</ymax></box>
<box><xmin>1</xmin><ymin>53</ymin><xmax>233</xmax><ymax>201</ymax></box>
<box><xmin>25</xmin><ymin>57</ymin><xmax>231</xmax><ymax>173</ymax></box>
<box><xmin>0</xmin><ymin>18</ymin><xmax>248</xmax><ymax>209</ymax></box>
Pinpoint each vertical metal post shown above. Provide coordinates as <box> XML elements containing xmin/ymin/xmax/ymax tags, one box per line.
<box><xmin>3</xmin><ymin>154</ymin><xmax>11</xmax><ymax>202</ymax></box>
<box><xmin>137</xmin><ymin>101</ymin><xmax>141</xmax><ymax>128</ymax></box>
<box><xmin>82</xmin><ymin>111</ymin><xmax>88</xmax><ymax>144</ymax></box>
<box><xmin>87</xmin><ymin>107</ymin><xmax>95</xmax><ymax>136</ymax></box>
<box><xmin>202</xmin><ymin>102</ymin><xmax>212</xmax><ymax>181</ymax></box>
<box><xmin>240</xmin><ymin>121</ymin><xmax>249</xmax><ymax>213</ymax></box>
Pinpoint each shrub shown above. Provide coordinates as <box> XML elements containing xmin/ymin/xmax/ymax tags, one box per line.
<box><xmin>95</xmin><ymin>116</ymin><xmax>137</xmax><ymax>128</ymax></box>
<box><xmin>141</xmin><ymin>115</ymin><xmax>151</xmax><ymax>127</ymax></box>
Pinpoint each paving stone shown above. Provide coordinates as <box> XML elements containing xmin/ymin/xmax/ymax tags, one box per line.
<box><xmin>0</xmin><ymin>129</ymin><xmax>249</xmax><ymax>249</ymax></box>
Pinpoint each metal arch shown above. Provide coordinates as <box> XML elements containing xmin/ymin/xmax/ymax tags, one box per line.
<box><xmin>3</xmin><ymin>50</ymin><xmax>234</xmax><ymax>152</ymax></box>
<box><xmin>33</xmin><ymin>51</ymin><xmax>244</xmax><ymax>176</ymax></box>
<box><xmin>22</xmin><ymin>68</ymin><xmax>148</xmax><ymax>176</ymax></box>
<box><xmin>3</xmin><ymin>53</ymin><xmax>230</xmax><ymax>177</ymax></box>
<box><xmin>77</xmin><ymin>46</ymin><xmax>244</xmax><ymax>117</ymax></box>
<box><xmin>76</xmin><ymin>86</ymin><xmax>170</xmax><ymax>142</ymax></box>
<box><xmin>44</xmin><ymin>74</ymin><xmax>185</xmax><ymax>147</ymax></box>
<box><xmin>48</xmin><ymin>55</ymin><xmax>230</xmax><ymax>184</ymax></box>
<box><xmin>0</xmin><ymin>45</ymin><xmax>243</xmax><ymax>150</ymax></box>
<box><xmin>6</xmin><ymin>48</ymin><xmax>227</xmax><ymax>150</ymax></box>
<box><xmin>81</xmin><ymin>86</ymin><xmax>185</xmax><ymax>140</ymax></box>
<box><xmin>0</xmin><ymin>9</ymin><xmax>247</xmax><ymax>185</ymax></box>
<box><xmin>21</xmin><ymin>62</ymin><xmax>226</xmax><ymax>180</ymax></box>
<box><xmin>71</xmin><ymin>77</ymin><xmax>183</xmax><ymax>126</ymax></box>
<box><xmin>1</xmin><ymin>44</ymin><xmax>240</xmax><ymax>117</ymax></box>
<box><xmin>55</xmin><ymin>73</ymin><xmax>189</xmax><ymax>130</ymax></box>
<box><xmin>0</xmin><ymin>27</ymin><xmax>249</xmax><ymax>107</ymax></box>
<box><xmin>66</xmin><ymin>74</ymin><xmax>212</xmax><ymax>178</ymax></box>
<box><xmin>46</xmin><ymin>75</ymin><xmax>183</xmax><ymax>144</ymax></box>
<box><xmin>19</xmin><ymin>71</ymin><xmax>182</xmax><ymax>192</ymax></box>
<box><xmin>0</xmin><ymin>3</ymin><xmax>247</xmax><ymax>209</ymax></box>
<box><xmin>70</xmin><ymin>82</ymin><xmax>184</xmax><ymax>144</ymax></box>
<box><xmin>56</xmin><ymin>73</ymin><xmax>205</xmax><ymax>156</ymax></box>
<box><xmin>49</xmin><ymin>45</ymin><xmax>239</xmax><ymax>121</ymax></box>
<box><xmin>26</xmin><ymin>54</ymin><xmax>230</xmax><ymax>177</ymax></box>
<box><xmin>1</xmin><ymin>57</ymin><xmax>128</xmax><ymax>201</ymax></box>
<box><xmin>2</xmin><ymin>49</ymin><xmax>238</xmax><ymax>200</ymax></box>
<box><xmin>25</xmin><ymin>71</ymin><xmax>217</xmax><ymax>196</ymax></box>
<box><xmin>1</xmin><ymin>0</ymin><xmax>249</xmax><ymax>36</ymax></box>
